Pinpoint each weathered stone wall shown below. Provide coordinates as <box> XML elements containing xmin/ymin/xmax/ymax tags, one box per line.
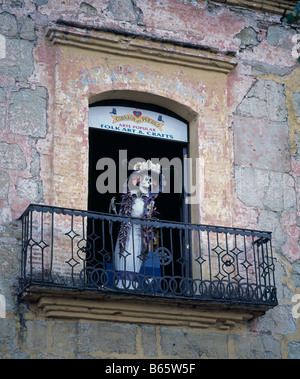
<box><xmin>0</xmin><ymin>0</ymin><xmax>299</xmax><ymax>359</ymax></box>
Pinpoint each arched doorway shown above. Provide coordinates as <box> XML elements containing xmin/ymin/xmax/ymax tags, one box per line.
<box><xmin>87</xmin><ymin>99</ymin><xmax>190</xmax><ymax>289</ymax></box>
<box><xmin>88</xmin><ymin>99</ymin><xmax>189</xmax><ymax>223</ymax></box>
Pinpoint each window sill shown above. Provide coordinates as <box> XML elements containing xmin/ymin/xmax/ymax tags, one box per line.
<box><xmin>19</xmin><ymin>285</ymin><xmax>271</xmax><ymax>332</ymax></box>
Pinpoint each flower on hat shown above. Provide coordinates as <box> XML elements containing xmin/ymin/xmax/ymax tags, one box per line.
<box><xmin>133</xmin><ymin>160</ymin><xmax>161</xmax><ymax>174</ymax></box>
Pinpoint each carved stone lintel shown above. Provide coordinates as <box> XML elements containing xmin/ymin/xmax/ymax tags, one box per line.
<box><xmin>20</xmin><ymin>286</ymin><xmax>268</xmax><ymax>332</ymax></box>
<box><xmin>46</xmin><ymin>22</ymin><xmax>237</xmax><ymax>74</ymax></box>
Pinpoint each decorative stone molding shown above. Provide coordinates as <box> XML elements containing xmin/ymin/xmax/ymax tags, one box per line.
<box><xmin>46</xmin><ymin>22</ymin><xmax>237</xmax><ymax>74</ymax></box>
<box><xmin>212</xmin><ymin>0</ymin><xmax>297</xmax><ymax>16</ymax></box>
<box><xmin>21</xmin><ymin>286</ymin><xmax>268</xmax><ymax>331</ymax></box>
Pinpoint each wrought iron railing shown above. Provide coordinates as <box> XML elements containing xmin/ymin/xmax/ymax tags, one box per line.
<box><xmin>18</xmin><ymin>204</ymin><xmax>277</xmax><ymax>307</ymax></box>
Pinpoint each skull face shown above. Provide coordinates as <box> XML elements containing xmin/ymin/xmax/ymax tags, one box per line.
<box><xmin>128</xmin><ymin>171</ymin><xmax>159</xmax><ymax>195</ymax></box>
<box><xmin>139</xmin><ymin>174</ymin><xmax>152</xmax><ymax>194</ymax></box>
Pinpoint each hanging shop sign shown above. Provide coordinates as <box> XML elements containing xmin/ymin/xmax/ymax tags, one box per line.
<box><xmin>89</xmin><ymin>106</ymin><xmax>188</xmax><ymax>143</ymax></box>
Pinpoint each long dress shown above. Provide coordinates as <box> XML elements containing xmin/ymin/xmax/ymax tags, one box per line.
<box><xmin>114</xmin><ymin>195</ymin><xmax>146</xmax><ymax>289</ymax></box>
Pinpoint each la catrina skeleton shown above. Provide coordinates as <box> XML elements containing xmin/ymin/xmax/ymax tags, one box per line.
<box><xmin>118</xmin><ymin>190</ymin><xmax>158</xmax><ymax>254</ymax></box>
<box><xmin>110</xmin><ymin>160</ymin><xmax>164</xmax><ymax>278</ymax></box>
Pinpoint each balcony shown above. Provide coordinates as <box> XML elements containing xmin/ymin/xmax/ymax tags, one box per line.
<box><xmin>18</xmin><ymin>204</ymin><xmax>277</xmax><ymax>329</ymax></box>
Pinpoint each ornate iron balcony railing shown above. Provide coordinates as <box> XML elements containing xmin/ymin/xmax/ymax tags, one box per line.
<box><xmin>18</xmin><ymin>204</ymin><xmax>277</xmax><ymax>308</ymax></box>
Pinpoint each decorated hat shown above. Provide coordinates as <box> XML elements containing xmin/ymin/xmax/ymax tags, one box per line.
<box><xmin>122</xmin><ymin>159</ymin><xmax>165</xmax><ymax>195</ymax></box>
<box><xmin>133</xmin><ymin>160</ymin><xmax>161</xmax><ymax>174</ymax></box>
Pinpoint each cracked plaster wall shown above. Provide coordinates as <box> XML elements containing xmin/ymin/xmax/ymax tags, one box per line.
<box><xmin>0</xmin><ymin>0</ymin><xmax>299</xmax><ymax>359</ymax></box>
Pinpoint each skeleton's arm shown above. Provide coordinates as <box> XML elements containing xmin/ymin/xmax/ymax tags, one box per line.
<box><xmin>109</xmin><ymin>197</ymin><xmax>118</xmax><ymax>215</ymax></box>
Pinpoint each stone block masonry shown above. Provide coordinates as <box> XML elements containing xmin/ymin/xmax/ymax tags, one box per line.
<box><xmin>0</xmin><ymin>171</ymin><xmax>10</xmax><ymax>200</ymax></box>
<box><xmin>236</xmin><ymin>79</ymin><xmax>288</xmax><ymax>123</ymax></box>
<box><xmin>0</xmin><ymin>5</ymin><xmax>47</xmax><ymax>218</ymax></box>
<box><xmin>8</xmin><ymin>87</ymin><xmax>47</xmax><ymax>138</ymax></box>
<box><xmin>0</xmin><ymin>143</ymin><xmax>26</xmax><ymax>171</ymax></box>
<box><xmin>0</xmin><ymin>317</ymin><xmax>285</xmax><ymax>359</ymax></box>
<box><xmin>0</xmin><ymin>11</ymin><xmax>34</xmax><ymax>81</ymax></box>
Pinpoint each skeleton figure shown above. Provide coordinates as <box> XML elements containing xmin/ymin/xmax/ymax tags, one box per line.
<box><xmin>111</xmin><ymin>161</ymin><xmax>162</xmax><ymax>289</ymax></box>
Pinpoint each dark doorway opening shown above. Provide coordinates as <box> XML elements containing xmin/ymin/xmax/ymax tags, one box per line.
<box><xmin>88</xmin><ymin>128</ymin><xmax>187</xmax><ymax>223</ymax></box>
<box><xmin>87</xmin><ymin>101</ymin><xmax>189</xmax><ymax>290</ymax></box>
